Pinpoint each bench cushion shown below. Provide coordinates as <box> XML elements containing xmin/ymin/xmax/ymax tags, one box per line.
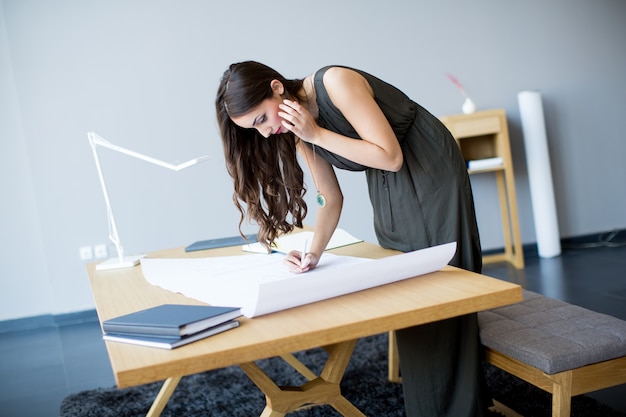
<box><xmin>478</xmin><ymin>290</ymin><xmax>626</xmax><ymax>374</ymax></box>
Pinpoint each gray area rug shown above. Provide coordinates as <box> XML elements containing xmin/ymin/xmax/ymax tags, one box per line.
<box><xmin>60</xmin><ymin>333</ymin><xmax>625</xmax><ymax>416</ymax></box>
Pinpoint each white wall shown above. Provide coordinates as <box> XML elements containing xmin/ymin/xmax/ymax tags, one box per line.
<box><xmin>1</xmin><ymin>0</ymin><xmax>625</xmax><ymax>320</ymax></box>
<box><xmin>1</xmin><ymin>5</ymin><xmax>53</xmax><ymax>318</ymax></box>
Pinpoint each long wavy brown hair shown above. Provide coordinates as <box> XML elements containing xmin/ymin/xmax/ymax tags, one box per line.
<box><xmin>215</xmin><ymin>61</ymin><xmax>309</xmax><ymax>249</ymax></box>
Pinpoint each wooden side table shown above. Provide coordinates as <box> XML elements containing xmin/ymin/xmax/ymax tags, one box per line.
<box><xmin>441</xmin><ymin>109</ymin><xmax>524</xmax><ymax>269</ymax></box>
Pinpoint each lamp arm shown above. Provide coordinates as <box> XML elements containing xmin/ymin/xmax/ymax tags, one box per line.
<box><xmin>87</xmin><ymin>131</ymin><xmax>209</xmax><ymax>266</ymax></box>
<box><xmin>88</xmin><ymin>132</ymin><xmax>210</xmax><ymax>171</ymax></box>
<box><xmin>88</xmin><ymin>132</ymin><xmax>125</xmax><ymax>262</ymax></box>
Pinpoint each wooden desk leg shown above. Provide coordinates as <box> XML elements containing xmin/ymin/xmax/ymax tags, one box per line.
<box><xmin>239</xmin><ymin>339</ymin><xmax>366</xmax><ymax>417</ymax></box>
<box><xmin>387</xmin><ymin>331</ymin><xmax>402</xmax><ymax>383</ymax></box>
<box><xmin>280</xmin><ymin>353</ymin><xmax>318</xmax><ymax>380</ymax></box>
<box><xmin>146</xmin><ymin>376</ymin><xmax>182</xmax><ymax>417</ymax></box>
<box><xmin>322</xmin><ymin>340</ymin><xmax>367</xmax><ymax>416</ymax></box>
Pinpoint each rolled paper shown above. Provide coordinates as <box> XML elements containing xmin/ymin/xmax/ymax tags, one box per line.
<box><xmin>518</xmin><ymin>91</ymin><xmax>561</xmax><ymax>258</ymax></box>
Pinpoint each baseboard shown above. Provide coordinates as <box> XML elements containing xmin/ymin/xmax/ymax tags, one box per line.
<box><xmin>561</xmin><ymin>228</ymin><xmax>626</xmax><ymax>249</ymax></box>
<box><xmin>483</xmin><ymin>228</ymin><xmax>626</xmax><ymax>258</ymax></box>
<box><xmin>0</xmin><ymin>309</ymin><xmax>99</xmax><ymax>334</ymax></box>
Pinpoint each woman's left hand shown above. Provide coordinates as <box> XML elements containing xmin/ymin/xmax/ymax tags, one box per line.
<box><xmin>279</xmin><ymin>99</ymin><xmax>321</xmax><ymax>143</ymax></box>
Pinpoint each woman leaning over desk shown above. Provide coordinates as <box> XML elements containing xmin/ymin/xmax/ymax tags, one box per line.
<box><xmin>215</xmin><ymin>61</ymin><xmax>487</xmax><ymax>417</ymax></box>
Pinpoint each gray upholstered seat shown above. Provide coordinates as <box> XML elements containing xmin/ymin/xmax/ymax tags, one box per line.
<box><xmin>478</xmin><ymin>290</ymin><xmax>626</xmax><ymax>374</ymax></box>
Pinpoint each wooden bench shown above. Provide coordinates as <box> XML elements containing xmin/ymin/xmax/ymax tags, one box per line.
<box><xmin>388</xmin><ymin>290</ymin><xmax>626</xmax><ymax>417</ymax></box>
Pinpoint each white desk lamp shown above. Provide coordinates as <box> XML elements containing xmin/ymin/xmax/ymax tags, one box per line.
<box><xmin>88</xmin><ymin>132</ymin><xmax>209</xmax><ymax>270</ymax></box>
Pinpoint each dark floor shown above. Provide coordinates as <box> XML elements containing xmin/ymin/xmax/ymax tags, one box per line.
<box><xmin>1</xmin><ymin>239</ymin><xmax>625</xmax><ymax>417</ymax></box>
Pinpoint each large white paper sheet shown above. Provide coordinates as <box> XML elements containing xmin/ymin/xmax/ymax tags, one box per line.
<box><xmin>141</xmin><ymin>241</ymin><xmax>456</xmax><ymax>317</ymax></box>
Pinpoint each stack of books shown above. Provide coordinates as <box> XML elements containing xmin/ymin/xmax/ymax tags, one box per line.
<box><xmin>466</xmin><ymin>156</ymin><xmax>503</xmax><ymax>170</ymax></box>
<box><xmin>102</xmin><ymin>304</ymin><xmax>242</xmax><ymax>349</ymax></box>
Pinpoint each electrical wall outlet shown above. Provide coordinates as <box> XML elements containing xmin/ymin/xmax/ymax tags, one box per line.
<box><xmin>94</xmin><ymin>244</ymin><xmax>108</xmax><ymax>259</ymax></box>
<box><xmin>79</xmin><ymin>246</ymin><xmax>93</xmax><ymax>261</ymax></box>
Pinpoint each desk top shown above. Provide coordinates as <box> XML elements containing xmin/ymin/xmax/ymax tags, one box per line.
<box><xmin>88</xmin><ymin>239</ymin><xmax>522</xmax><ymax>388</ymax></box>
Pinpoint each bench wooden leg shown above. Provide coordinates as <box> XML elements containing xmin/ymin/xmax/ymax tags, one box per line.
<box><xmin>485</xmin><ymin>347</ymin><xmax>579</xmax><ymax>417</ymax></box>
<box><xmin>549</xmin><ymin>371</ymin><xmax>572</xmax><ymax>417</ymax></box>
<box><xmin>490</xmin><ymin>399</ymin><xmax>523</xmax><ymax>417</ymax></box>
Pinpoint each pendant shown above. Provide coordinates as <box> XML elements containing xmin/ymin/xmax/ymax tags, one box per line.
<box><xmin>316</xmin><ymin>192</ymin><xmax>326</xmax><ymax>207</ymax></box>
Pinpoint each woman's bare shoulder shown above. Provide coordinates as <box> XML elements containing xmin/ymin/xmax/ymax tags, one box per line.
<box><xmin>322</xmin><ymin>66</ymin><xmax>364</xmax><ymax>86</ymax></box>
<box><xmin>321</xmin><ymin>66</ymin><xmax>372</xmax><ymax>103</ymax></box>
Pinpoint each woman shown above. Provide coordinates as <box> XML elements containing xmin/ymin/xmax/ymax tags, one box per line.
<box><xmin>216</xmin><ymin>61</ymin><xmax>487</xmax><ymax>417</ymax></box>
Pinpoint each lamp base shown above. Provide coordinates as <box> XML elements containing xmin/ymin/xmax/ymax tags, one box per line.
<box><xmin>96</xmin><ymin>254</ymin><xmax>145</xmax><ymax>271</ymax></box>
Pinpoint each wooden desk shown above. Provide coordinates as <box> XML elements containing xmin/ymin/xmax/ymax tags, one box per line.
<box><xmin>88</xmin><ymin>240</ymin><xmax>522</xmax><ymax>417</ymax></box>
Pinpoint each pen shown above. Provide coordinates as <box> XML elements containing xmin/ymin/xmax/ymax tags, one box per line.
<box><xmin>301</xmin><ymin>238</ymin><xmax>308</xmax><ymax>267</ymax></box>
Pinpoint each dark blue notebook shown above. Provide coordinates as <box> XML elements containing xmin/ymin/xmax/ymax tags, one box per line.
<box><xmin>102</xmin><ymin>304</ymin><xmax>241</xmax><ymax>337</ymax></box>
<box><xmin>185</xmin><ymin>234</ymin><xmax>258</xmax><ymax>252</ymax></box>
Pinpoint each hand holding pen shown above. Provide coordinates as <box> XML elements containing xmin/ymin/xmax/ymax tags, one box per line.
<box><xmin>284</xmin><ymin>239</ymin><xmax>319</xmax><ymax>273</ymax></box>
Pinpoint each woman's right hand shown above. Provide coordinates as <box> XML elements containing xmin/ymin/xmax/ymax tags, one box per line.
<box><xmin>278</xmin><ymin>99</ymin><xmax>321</xmax><ymax>144</ymax></box>
<box><xmin>283</xmin><ymin>250</ymin><xmax>319</xmax><ymax>274</ymax></box>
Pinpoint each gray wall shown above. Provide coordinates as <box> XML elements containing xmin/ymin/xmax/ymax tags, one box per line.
<box><xmin>1</xmin><ymin>0</ymin><xmax>625</xmax><ymax>321</ymax></box>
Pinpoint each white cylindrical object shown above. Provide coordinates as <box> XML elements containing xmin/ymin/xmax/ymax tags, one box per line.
<box><xmin>518</xmin><ymin>91</ymin><xmax>561</xmax><ymax>258</ymax></box>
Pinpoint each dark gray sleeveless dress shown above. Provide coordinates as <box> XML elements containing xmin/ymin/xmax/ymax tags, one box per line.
<box><xmin>311</xmin><ymin>66</ymin><xmax>488</xmax><ymax>417</ymax></box>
